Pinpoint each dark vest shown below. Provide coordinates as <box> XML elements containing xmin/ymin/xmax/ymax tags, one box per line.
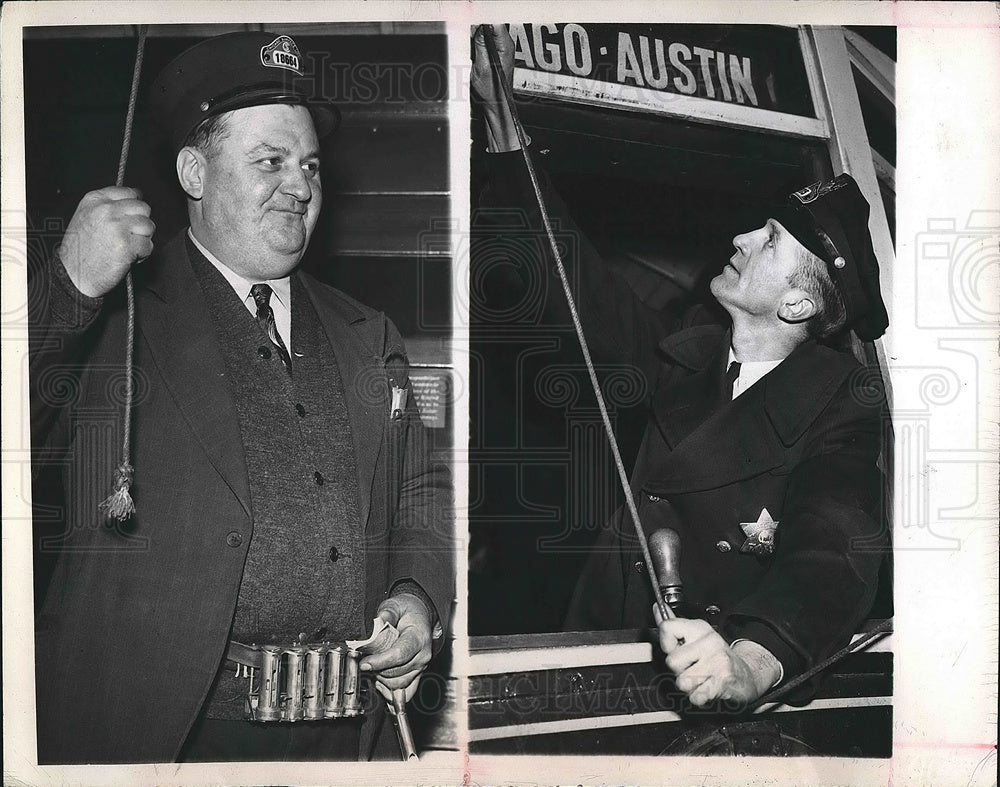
<box><xmin>188</xmin><ymin>242</ymin><xmax>365</xmax><ymax>718</ymax></box>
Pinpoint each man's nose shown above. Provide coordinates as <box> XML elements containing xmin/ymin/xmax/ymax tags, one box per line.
<box><xmin>732</xmin><ymin>231</ymin><xmax>750</xmax><ymax>255</ymax></box>
<box><xmin>733</xmin><ymin>225</ymin><xmax>767</xmax><ymax>254</ymax></box>
<box><xmin>282</xmin><ymin>166</ymin><xmax>312</xmax><ymax>202</ymax></box>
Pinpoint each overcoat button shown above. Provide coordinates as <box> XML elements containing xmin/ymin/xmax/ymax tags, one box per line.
<box><xmin>634</xmin><ymin>560</ymin><xmax>645</xmax><ymax>574</ymax></box>
<box><xmin>314</xmin><ymin>471</ymin><xmax>324</xmax><ymax>485</ymax></box>
<box><xmin>226</xmin><ymin>531</ymin><xmax>243</xmax><ymax>548</ymax></box>
<box><xmin>295</xmin><ymin>403</ymin><xmax>306</xmax><ymax>417</ymax></box>
<box><xmin>705</xmin><ymin>605</ymin><xmax>721</xmax><ymax>616</ymax></box>
<box><xmin>647</xmin><ymin>494</ymin><xmax>660</xmax><ymax>502</ymax></box>
<box><xmin>329</xmin><ymin>546</ymin><xmax>340</xmax><ymax>562</ymax></box>
<box><xmin>258</xmin><ymin>346</ymin><xmax>272</xmax><ymax>360</ymax></box>
<box><xmin>715</xmin><ymin>540</ymin><xmax>732</xmax><ymax>553</ymax></box>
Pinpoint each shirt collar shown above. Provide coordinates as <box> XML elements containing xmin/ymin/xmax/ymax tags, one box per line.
<box><xmin>728</xmin><ymin>347</ymin><xmax>786</xmax><ymax>371</ymax></box>
<box><xmin>728</xmin><ymin>347</ymin><xmax>785</xmax><ymax>396</ymax></box>
<box><xmin>187</xmin><ymin>228</ymin><xmax>291</xmax><ymax>311</ymax></box>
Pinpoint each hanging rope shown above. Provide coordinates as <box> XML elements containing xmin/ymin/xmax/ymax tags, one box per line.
<box><xmin>100</xmin><ymin>25</ymin><xmax>149</xmax><ymax>521</ymax></box>
<box><xmin>482</xmin><ymin>30</ymin><xmax>673</xmax><ymax>622</ymax></box>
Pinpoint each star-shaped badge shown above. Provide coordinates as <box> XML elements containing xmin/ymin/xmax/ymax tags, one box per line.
<box><xmin>739</xmin><ymin>507</ymin><xmax>779</xmax><ymax>555</ymax></box>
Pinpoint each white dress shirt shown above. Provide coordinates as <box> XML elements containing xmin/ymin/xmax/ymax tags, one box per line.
<box><xmin>727</xmin><ymin>348</ymin><xmax>784</xmax><ymax>400</ymax></box>
<box><xmin>188</xmin><ymin>229</ymin><xmax>292</xmax><ymax>350</ymax></box>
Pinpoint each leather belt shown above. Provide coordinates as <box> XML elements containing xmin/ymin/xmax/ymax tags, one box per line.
<box><xmin>225</xmin><ymin>640</ymin><xmax>263</xmax><ymax>671</ymax></box>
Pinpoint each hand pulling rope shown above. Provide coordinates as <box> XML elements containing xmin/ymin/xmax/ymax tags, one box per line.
<box><xmin>100</xmin><ymin>25</ymin><xmax>149</xmax><ymax>521</ymax></box>
<box><xmin>482</xmin><ymin>29</ymin><xmax>673</xmax><ymax>622</ymax></box>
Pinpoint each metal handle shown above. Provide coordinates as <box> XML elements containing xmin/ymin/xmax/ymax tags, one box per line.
<box><xmin>392</xmin><ymin>688</ymin><xmax>418</xmax><ymax>760</ymax></box>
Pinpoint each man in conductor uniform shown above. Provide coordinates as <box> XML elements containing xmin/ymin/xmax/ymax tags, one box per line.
<box><xmin>473</xmin><ymin>26</ymin><xmax>889</xmax><ymax>708</ymax></box>
<box><xmin>31</xmin><ymin>32</ymin><xmax>452</xmax><ymax>762</ymax></box>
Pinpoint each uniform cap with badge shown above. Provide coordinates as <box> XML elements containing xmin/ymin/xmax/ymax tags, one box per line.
<box><xmin>148</xmin><ymin>31</ymin><xmax>340</xmax><ymax>153</ymax></box>
<box><xmin>767</xmin><ymin>173</ymin><xmax>890</xmax><ymax>342</ymax></box>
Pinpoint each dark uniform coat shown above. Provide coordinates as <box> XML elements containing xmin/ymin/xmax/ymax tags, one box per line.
<box><xmin>483</xmin><ymin>151</ymin><xmax>888</xmax><ymax>677</ymax></box>
<box><xmin>30</xmin><ymin>232</ymin><xmax>453</xmax><ymax>763</ymax></box>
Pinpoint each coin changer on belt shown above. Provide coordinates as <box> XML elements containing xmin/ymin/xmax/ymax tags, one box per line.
<box><xmin>239</xmin><ymin>642</ymin><xmax>364</xmax><ymax>722</ymax></box>
<box><xmin>237</xmin><ymin>619</ymin><xmax>397</xmax><ymax>723</ymax></box>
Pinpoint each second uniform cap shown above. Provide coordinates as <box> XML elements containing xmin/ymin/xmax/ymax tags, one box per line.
<box><xmin>148</xmin><ymin>31</ymin><xmax>339</xmax><ymax>152</ymax></box>
<box><xmin>770</xmin><ymin>173</ymin><xmax>890</xmax><ymax>342</ymax></box>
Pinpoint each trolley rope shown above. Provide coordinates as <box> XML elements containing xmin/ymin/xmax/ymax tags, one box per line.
<box><xmin>100</xmin><ymin>25</ymin><xmax>148</xmax><ymax>521</ymax></box>
<box><xmin>482</xmin><ymin>28</ymin><xmax>673</xmax><ymax>621</ymax></box>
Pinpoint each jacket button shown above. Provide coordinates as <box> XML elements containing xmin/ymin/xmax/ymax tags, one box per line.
<box><xmin>647</xmin><ymin>494</ymin><xmax>660</xmax><ymax>502</ymax></box>
<box><xmin>705</xmin><ymin>605</ymin><xmax>721</xmax><ymax>616</ymax></box>
<box><xmin>295</xmin><ymin>403</ymin><xmax>306</xmax><ymax>417</ymax></box>
<box><xmin>329</xmin><ymin>546</ymin><xmax>340</xmax><ymax>562</ymax></box>
<box><xmin>715</xmin><ymin>540</ymin><xmax>731</xmax><ymax>553</ymax></box>
<box><xmin>226</xmin><ymin>531</ymin><xmax>243</xmax><ymax>548</ymax></box>
<box><xmin>258</xmin><ymin>346</ymin><xmax>272</xmax><ymax>360</ymax></box>
<box><xmin>633</xmin><ymin>560</ymin><xmax>645</xmax><ymax>574</ymax></box>
<box><xmin>314</xmin><ymin>471</ymin><xmax>324</xmax><ymax>485</ymax></box>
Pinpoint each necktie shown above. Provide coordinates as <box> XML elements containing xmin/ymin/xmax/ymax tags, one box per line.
<box><xmin>250</xmin><ymin>283</ymin><xmax>291</xmax><ymax>374</ymax></box>
<box><xmin>724</xmin><ymin>360</ymin><xmax>742</xmax><ymax>402</ymax></box>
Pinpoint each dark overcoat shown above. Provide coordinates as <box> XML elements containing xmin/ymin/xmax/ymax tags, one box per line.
<box><xmin>564</xmin><ymin>319</ymin><xmax>888</xmax><ymax>672</ymax></box>
<box><xmin>30</xmin><ymin>232</ymin><xmax>453</xmax><ymax>763</ymax></box>
<box><xmin>483</xmin><ymin>151</ymin><xmax>888</xmax><ymax>675</ymax></box>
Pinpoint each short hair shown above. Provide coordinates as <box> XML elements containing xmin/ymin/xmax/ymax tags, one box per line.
<box><xmin>788</xmin><ymin>245</ymin><xmax>848</xmax><ymax>340</ymax></box>
<box><xmin>181</xmin><ymin>112</ymin><xmax>230</xmax><ymax>158</ymax></box>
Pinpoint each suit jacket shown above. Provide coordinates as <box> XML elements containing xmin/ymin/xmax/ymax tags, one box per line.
<box><xmin>482</xmin><ymin>151</ymin><xmax>888</xmax><ymax>675</ymax></box>
<box><xmin>30</xmin><ymin>232</ymin><xmax>453</xmax><ymax>763</ymax></box>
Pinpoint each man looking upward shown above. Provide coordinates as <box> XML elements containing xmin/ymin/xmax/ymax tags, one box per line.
<box><xmin>472</xmin><ymin>24</ymin><xmax>889</xmax><ymax>708</ymax></box>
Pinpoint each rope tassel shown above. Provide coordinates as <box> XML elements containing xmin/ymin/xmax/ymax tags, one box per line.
<box><xmin>101</xmin><ymin>25</ymin><xmax>147</xmax><ymax>521</ymax></box>
<box><xmin>100</xmin><ymin>463</ymin><xmax>135</xmax><ymax>521</ymax></box>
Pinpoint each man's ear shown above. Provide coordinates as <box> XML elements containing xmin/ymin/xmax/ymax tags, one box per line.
<box><xmin>777</xmin><ymin>289</ymin><xmax>817</xmax><ymax>325</ymax></box>
<box><xmin>176</xmin><ymin>147</ymin><xmax>206</xmax><ymax>200</ymax></box>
